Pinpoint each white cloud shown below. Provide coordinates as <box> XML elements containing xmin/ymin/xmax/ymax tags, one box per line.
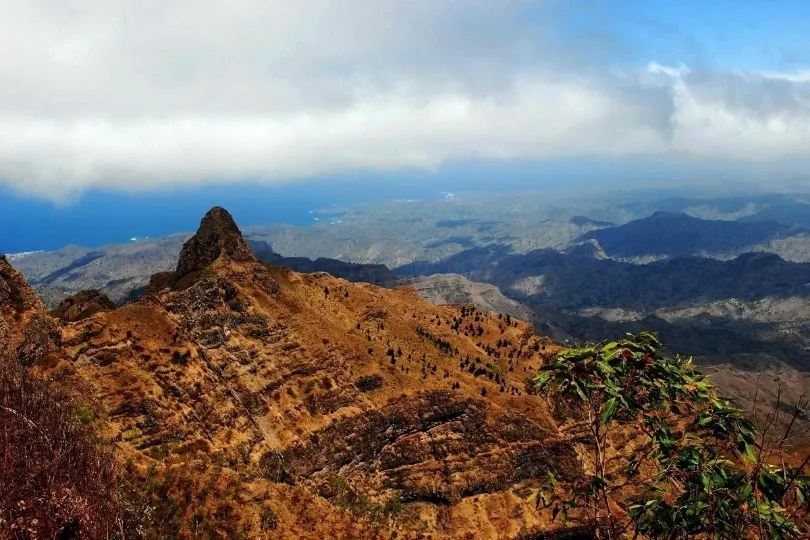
<box><xmin>0</xmin><ymin>1</ymin><xmax>809</xmax><ymax>200</ymax></box>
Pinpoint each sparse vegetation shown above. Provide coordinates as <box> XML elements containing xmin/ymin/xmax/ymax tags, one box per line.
<box><xmin>0</xmin><ymin>355</ymin><xmax>121</xmax><ymax>537</ymax></box>
<box><xmin>16</xmin><ymin>203</ymin><xmax>810</xmax><ymax>538</ymax></box>
<box><xmin>329</xmin><ymin>475</ymin><xmax>405</xmax><ymax>526</ymax></box>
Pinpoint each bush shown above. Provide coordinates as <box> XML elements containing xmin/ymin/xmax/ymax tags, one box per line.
<box><xmin>0</xmin><ymin>355</ymin><xmax>121</xmax><ymax>537</ymax></box>
<box><xmin>533</xmin><ymin>332</ymin><xmax>810</xmax><ymax>539</ymax></box>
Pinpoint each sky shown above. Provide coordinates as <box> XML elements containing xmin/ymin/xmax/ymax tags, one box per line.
<box><xmin>1</xmin><ymin>1</ymin><xmax>810</xmax><ymax>249</ymax></box>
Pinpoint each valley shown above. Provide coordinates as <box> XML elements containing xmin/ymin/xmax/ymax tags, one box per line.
<box><xmin>10</xmin><ymin>189</ymin><xmax>810</xmax><ymax>440</ymax></box>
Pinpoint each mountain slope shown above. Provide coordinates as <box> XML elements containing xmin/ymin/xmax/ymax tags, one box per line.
<box><xmin>580</xmin><ymin>211</ymin><xmax>795</xmax><ymax>259</ymax></box>
<box><xmin>741</xmin><ymin>202</ymin><xmax>810</xmax><ymax>228</ymax></box>
<box><xmin>8</xmin><ymin>207</ymin><xmax>586</xmax><ymax>538</ymax></box>
<box><xmin>397</xmin><ymin>245</ymin><xmax>810</xmax><ymax>443</ymax></box>
<box><xmin>10</xmin><ymin>233</ymin><xmax>399</xmax><ymax>308</ymax></box>
<box><xmin>5</xmin><ymin>207</ymin><xmax>809</xmax><ymax>537</ymax></box>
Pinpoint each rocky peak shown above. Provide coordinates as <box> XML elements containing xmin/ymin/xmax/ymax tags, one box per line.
<box><xmin>175</xmin><ymin>207</ymin><xmax>257</xmax><ymax>278</ymax></box>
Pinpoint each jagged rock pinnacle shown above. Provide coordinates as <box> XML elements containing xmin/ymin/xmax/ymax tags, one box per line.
<box><xmin>176</xmin><ymin>207</ymin><xmax>257</xmax><ymax>278</ymax></box>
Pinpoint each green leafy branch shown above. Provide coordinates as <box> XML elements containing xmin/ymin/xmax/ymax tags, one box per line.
<box><xmin>533</xmin><ymin>331</ymin><xmax>809</xmax><ymax>539</ymax></box>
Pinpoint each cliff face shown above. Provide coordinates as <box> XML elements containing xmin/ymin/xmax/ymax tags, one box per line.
<box><xmin>0</xmin><ymin>254</ymin><xmax>61</xmax><ymax>365</ymax></box>
<box><xmin>2</xmin><ymin>208</ymin><xmax>584</xmax><ymax>538</ymax></box>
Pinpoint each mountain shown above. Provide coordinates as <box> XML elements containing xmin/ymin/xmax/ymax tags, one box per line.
<box><xmin>568</xmin><ymin>216</ymin><xmax>613</xmax><ymax>228</ymax></box>
<box><xmin>1</xmin><ymin>255</ymin><xmax>122</xmax><ymax>537</ymax></box>
<box><xmin>399</xmin><ymin>247</ymin><xmax>810</xmax><ymax>312</ymax></box>
<box><xmin>3</xmin><ymin>207</ymin><xmax>808</xmax><ymax>537</ymax></box>
<box><xmin>398</xmin><ymin>247</ymin><xmax>810</xmax><ymax>367</ymax></box>
<box><xmin>254</xmin><ymin>247</ymin><xmax>398</xmax><ymax>287</ymax></box>
<box><xmin>614</xmin><ymin>193</ymin><xmax>799</xmax><ymax>220</ymax></box>
<box><xmin>2</xmin><ymin>207</ymin><xmax>590</xmax><ymax>538</ymax></box>
<box><xmin>404</xmin><ymin>273</ymin><xmax>574</xmax><ymax>344</ymax></box>
<box><xmin>404</xmin><ymin>273</ymin><xmax>534</xmax><ymax>321</ymax></box>
<box><xmin>397</xmin><ymin>245</ymin><xmax>810</xmax><ymax>440</ymax></box>
<box><xmin>741</xmin><ymin>202</ymin><xmax>810</xmax><ymax>228</ymax></box>
<box><xmin>50</xmin><ymin>289</ymin><xmax>116</xmax><ymax>322</ymax></box>
<box><xmin>579</xmin><ymin>211</ymin><xmax>795</xmax><ymax>259</ymax></box>
<box><xmin>10</xmin><ymin>232</ymin><xmax>399</xmax><ymax>308</ymax></box>
<box><xmin>0</xmin><ymin>253</ymin><xmax>61</xmax><ymax>365</ymax></box>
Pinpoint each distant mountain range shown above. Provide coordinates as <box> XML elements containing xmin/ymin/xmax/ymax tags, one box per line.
<box><xmin>10</xmin><ymin>235</ymin><xmax>398</xmax><ymax>307</ymax></box>
<box><xmin>7</xmin><ymin>192</ymin><xmax>810</xmax><ymax>449</ymax></box>
<box><xmin>580</xmin><ymin>211</ymin><xmax>799</xmax><ymax>259</ymax></box>
<box><xmin>399</xmin><ymin>247</ymin><xmax>810</xmax><ymax>313</ymax></box>
<box><xmin>741</xmin><ymin>202</ymin><xmax>810</xmax><ymax>228</ymax></box>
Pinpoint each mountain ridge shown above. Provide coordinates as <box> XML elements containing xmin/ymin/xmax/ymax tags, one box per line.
<box><xmin>3</xmin><ymin>206</ymin><xmax>808</xmax><ymax>537</ymax></box>
<box><xmin>2</xmin><ymin>207</ymin><xmax>591</xmax><ymax>538</ymax></box>
<box><xmin>579</xmin><ymin>211</ymin><xmax>798</xmax><ymax>259</ymax></box>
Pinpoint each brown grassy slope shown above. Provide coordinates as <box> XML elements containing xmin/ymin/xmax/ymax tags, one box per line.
<box><xmin>40</xmin><ymin>208</ymin><xmax>584</xmax><ymax>538</ymax></box>
<box><xmin>1</xmin><ymin>255</ymin><xmax>122</xmax><ymax>538</ymax></box>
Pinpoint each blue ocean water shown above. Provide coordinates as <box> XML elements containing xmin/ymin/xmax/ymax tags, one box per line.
<box><xmin>0</xmin><ymin>178</ymin><xmax>423</xmax><ymax>253</ymax></box>
<box><xmin>1</xmin><ymin>172</ymin><xmax>464</xmax><ymax>252</ymax></box>
<box><xmin>0</xmin><ymin>157</ymin><xmax>689</xmax><ymax>253</ymax></box>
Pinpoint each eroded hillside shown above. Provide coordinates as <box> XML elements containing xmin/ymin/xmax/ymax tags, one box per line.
<box><xmin>3</xmin><ymin>208</ymin><xmax>590</xmax><ymax>538</ymax></box>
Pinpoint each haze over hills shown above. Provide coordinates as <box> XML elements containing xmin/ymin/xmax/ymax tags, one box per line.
<box><xmin>579</xmin><ymin>211</ymin><xmax>799</xmax><ymax>259</ymax></box>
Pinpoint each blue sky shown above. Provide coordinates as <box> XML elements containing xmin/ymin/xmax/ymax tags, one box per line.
<box><xmin>0</xmin><ymin>1</ymin><xmax>809</xmax><ymax>250</ymax></box>
<box><xmin>576</xmin><ymin>0</ymin><xmax>810</xmax><ymax>70</ymax></box>
<box><xmin>601</xmin><ymin>0</ymin><xmax>810</xmax><ymax>70</ymax></box>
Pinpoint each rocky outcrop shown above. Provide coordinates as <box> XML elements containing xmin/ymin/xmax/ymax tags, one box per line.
<box><xmin>50</xmin><ymin>290</ymin><xmax>115</xmax><ymax>322</ymax></box>
<box><xmin>176</xmin><ymin>206</ymin><xmax>256</xmax><ymax>278</ymax></box>
<box><xmin>143</xmin><ymin>271</ymin><xmax>176</xmax><ymax>297</ymax></box>
<box><xmin>0</xmin><ymin>254</ymin><xmax>44</xmax><ymax>315</ymax></box>
<box><xmin>1</xmin><ymin>255</ymin><xmax>60</xmax><ymax>364</ymax></box>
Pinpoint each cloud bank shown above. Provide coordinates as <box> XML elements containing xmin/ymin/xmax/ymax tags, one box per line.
<box><xmin>1</xmin><ymin>1</ymin><xmax>809</xmax><ymax>200</ymax></box>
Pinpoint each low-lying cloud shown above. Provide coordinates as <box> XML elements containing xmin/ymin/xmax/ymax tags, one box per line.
<box><xmin>1</xmin><ymin>1</ymin><xmax>809</xmax><ymax>200</ymax></box>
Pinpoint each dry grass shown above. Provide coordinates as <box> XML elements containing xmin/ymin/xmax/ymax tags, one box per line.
<box><xmin>0</xmin><ymin>354</ymin><xmax>121</xmax><ymax>538</ymax></box>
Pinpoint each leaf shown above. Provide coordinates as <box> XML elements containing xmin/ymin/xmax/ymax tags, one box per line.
<box><xmin>597</xmin><ymin>359</ymin><xmax>614</xmax><ymax>375</ymax></box>
<box><xmin>738</xmin><ymin>441</ymin><xmax>756</xmax><ymax>461</ymax></box>
<box><xmin>535</xmin><ymin>371</ymin><xmax>551</xmax><ymax>389</ymax></box>
<box><xmin>601</xmin><ymin>397</ymin><xmax>617</xmax><ymax>426</ymax></box>
<box><xmin>572</xmin><ymin>381</ymin><xmax>587</xmax><ymax>402</ymax></box>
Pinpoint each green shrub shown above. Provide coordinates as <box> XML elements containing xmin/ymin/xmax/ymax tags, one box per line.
<box><xmin>533</xmin><ymin>332</ymin><xmax>809</xmax><ymax>539</ymax></box>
